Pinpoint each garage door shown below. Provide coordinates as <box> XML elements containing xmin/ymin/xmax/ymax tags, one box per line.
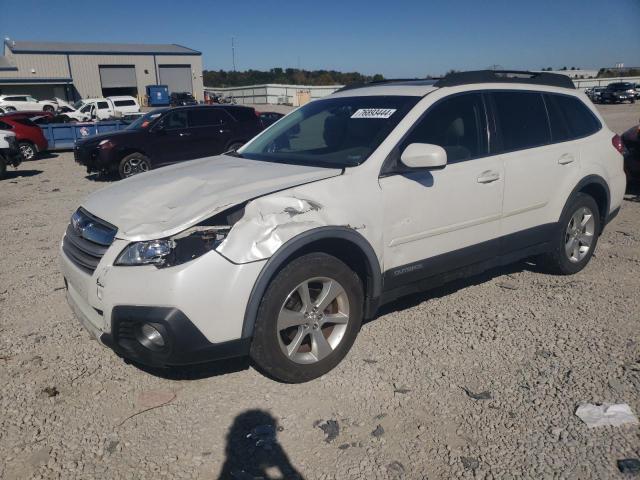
<box><xmin>159</xmin><ymin>65</ymin><xmax>193</xmax><ymax>94</ymax></box>
<box><xmin>99</xmin><ymin>65</ymin><xmax>137</xmax><ymax>88</ymax></box>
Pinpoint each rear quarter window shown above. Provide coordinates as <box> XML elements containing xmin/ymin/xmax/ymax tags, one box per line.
<box><xmin>114</xmin><ymin>100</ymin><xmax>136</xmax><ymax>107</ymax></box>
<box><xmin>551</xmin><ymin>95</ymin><xmax>600</xmax><ymax>138</ymax></box>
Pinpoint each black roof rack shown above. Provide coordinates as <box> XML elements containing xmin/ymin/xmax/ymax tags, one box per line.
<box><xmin>434</xmin><ymin>70</ymin><xmax>575</xmax><ymax>89</ymax></box>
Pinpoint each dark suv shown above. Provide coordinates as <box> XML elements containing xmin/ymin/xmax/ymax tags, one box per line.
<box><xmin>601</xmin><ymin>82</ymin><xmax>636</xmax><ymax>104</ymax></box>
<box><xmin>170</xmin><ymin>92</ymin><xmax>198</xmax><ymax>106</ymax></box>
<box><xmin>74</xmin><ymin>105</ymin><xmax>263</xmax><ymax>178</ymax></box>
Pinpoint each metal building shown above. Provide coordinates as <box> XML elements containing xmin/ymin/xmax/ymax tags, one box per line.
<box><xmin>0</xmin><ymin>39</ymin><xmax>204</xmax><ymax>102</ymax></box>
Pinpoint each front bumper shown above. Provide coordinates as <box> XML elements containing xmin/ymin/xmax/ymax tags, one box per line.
<box><xmin>60</xmin><ymin>238</ymin><xmax>266</xmax><ymax>367</ymax></box>
<box><xmin>1</xmin><ymin>145</ymin><xmax>22</xmax><ymax>168</ymax></box>
<box><xmin>74</xmin><ymin>144</ymin><xmax>111</xmax><ymax>173</ymax></box>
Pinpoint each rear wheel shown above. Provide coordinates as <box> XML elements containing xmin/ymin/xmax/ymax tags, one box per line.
<box><xmin>18</xmin><ymin>142</ymin><xmax>36</xmax><ymax>161</ymax></box>
<box><xmin>0</xmin><ymin>158</ymin><xmax>6</xmax><ymax>179</ymax></box>
<box><xmin>539</xmin><ymin>193</ymin><xmax>600</xmax><ymax>275</ymax></box>
<box><xmin>5</xmin><ymin>106</ymin><xmax>16</xmax><ymax>112</ymax></box>
<box><xmin>118</xmin><ymin>153</ymin><xmax>150</xmax><ymax>179</ymax></box>
<box><xmin>43</xmin><ymin>105</ymin><xmax>55</xmax><ymax>113</ymax></box>
<box><xmin>250</xmin><ymin>253</ymin><xmax>363</xmax><ymax>383</ymax></box>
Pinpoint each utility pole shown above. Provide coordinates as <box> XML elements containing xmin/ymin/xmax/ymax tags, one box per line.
<box><xmin>232</xmin><ymin>37</ymin><xmax>236</xmax><ymax>72</ymax></box>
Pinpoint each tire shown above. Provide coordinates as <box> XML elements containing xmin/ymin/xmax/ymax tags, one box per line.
<box><xmin>539</xmin><ymin>193</ymin><xmax>601</xmax><ymax>275</ymax></box>
<box><xmin>18</xmin><ymin>142</ymin><xmax>36</xmax><ymax>161</ymax></box>
<box><xmin>118</xmin><ymin>152</ymin><xmax>151</xmax><ymax>179</ymax></box>
<box><xmin>0</xmin><ymin>158</ymin><xmax>6</xmax><ymax>179</ymax></box>
<box><xmin>226</xmin><ymin>141</ymin><xmax>244</xmax><ymax>152</ymax></box>
<box><xmin>43</xmin><ymin>105</ymin><xmax>55</xmax><ymax>113</ymax></box>
<box><xmin>250</xmin><ymin>252</ymin><xmax>364</xmax><ymax>383</ymax></box>
<box><xmin>5</xmin><ymin>106</ymin><xmax>16</xmax><ymax>112</ymax></box>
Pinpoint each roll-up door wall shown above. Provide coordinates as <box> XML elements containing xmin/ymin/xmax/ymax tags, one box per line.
<box><xmin>159</xmin><ymin>65</ymin><xmax>193</xmax><ymax>94</ymax></box>
<box><xmin>99</xmin><ymin>65</ymin><xmax>137</xmax><ymax>97</ymax></box>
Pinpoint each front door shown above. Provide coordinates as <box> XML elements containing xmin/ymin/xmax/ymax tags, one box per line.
<box><xmin>380</xmin><ymin>92</ymin><xmax>504</xmax><ymax>290</ymax></box>
<box><xmin>151</xmin><ymin>110</ymin><xmax>193</xmax><ymax>166</ymax></box>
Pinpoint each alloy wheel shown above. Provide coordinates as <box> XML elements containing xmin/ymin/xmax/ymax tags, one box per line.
<box><xmin>277</xmin><ymin>277</ymin><xmax>350</xmax><ymax>364</ymax></box>
<box><xmin>19</xmin><ymin>144</ymin><xmax>35</xmax><ymax>160</ymax></box>
<box><xmin>564</xmin><ymin>206</ymin><xmax>595</xmax><ymax>263</ymax></box>
<box><xmin>122</xmin><ymin>157</ymin><xmax>149</xmax><ymax>177</ymax></box>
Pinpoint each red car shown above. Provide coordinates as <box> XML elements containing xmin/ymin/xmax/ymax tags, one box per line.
<box><xmin>0</xmin><ymin>112</ymin><xmax>49</xmax><ymax>160</ymax></box>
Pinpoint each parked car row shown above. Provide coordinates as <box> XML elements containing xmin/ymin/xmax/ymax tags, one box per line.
<box><xmin>585</xmin><ymin>82</ymin><xmax>639</xmax><ymax>104</ymax></box>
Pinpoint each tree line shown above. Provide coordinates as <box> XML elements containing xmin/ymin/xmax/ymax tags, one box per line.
<box><xmin>203</xmin><ymin>68</ymin><xmax>384</xmax><ymax>87</ymax></box>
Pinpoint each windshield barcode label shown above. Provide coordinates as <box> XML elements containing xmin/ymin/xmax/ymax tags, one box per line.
<box><xmin>351</xmin><ymin>108</ymin><xmax>396</xmax><ymax>119</ymax></box>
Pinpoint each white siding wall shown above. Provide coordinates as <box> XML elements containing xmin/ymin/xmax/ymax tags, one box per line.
<box><xmin>204</xmin><ymin>84</ymin><xmax>342</xmax><ymax>105</ymax></box>
<box><xmin>0</xmin><ymin>52</ymin><xmax>69</xmax><ymax>79</ymax></box>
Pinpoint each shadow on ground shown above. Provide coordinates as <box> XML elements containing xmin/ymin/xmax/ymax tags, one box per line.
<box><xmin>217</xmin><ymin>409</ymin><xmax>304</xmax><ymax>480</ymax></box>
<box><xmin>1</xmin><ymin>169</ymin><xmax>43</xmax><ymax>180</ymax></box>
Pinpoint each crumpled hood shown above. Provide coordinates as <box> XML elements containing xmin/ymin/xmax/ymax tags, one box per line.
<box><xmin>81</xmin><ymin>155</ymin><xmax>342</xmax><ymax>241</ymax></box>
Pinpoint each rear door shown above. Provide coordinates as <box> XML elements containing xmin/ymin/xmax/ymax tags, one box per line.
<box><xmin>187</xmin><ymin>108</ymin><xmax>234</xmax><ymax>158</ymax></box>
<box><xmin>150</xmin><ymin>110</ymin><xmax>193</xmax><ymax>166</ymax></box>
<box><xmin>490</xmin><ymin>90</ymin><xmax>579</xmax><ymax>252</ymax></box>
<box><xmin>96</xmin><ymin>101</ymin><xmax>111</xmax><ymax>120</ymax></box>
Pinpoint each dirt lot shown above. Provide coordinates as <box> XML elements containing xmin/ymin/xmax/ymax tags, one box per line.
<box><xmin>1</xmin><ymin>104</ymin><xmax>639</xmax><ymax>479</ymax></box>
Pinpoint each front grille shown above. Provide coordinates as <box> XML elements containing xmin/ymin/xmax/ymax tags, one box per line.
<box><xmin>63</xmin><ymin>208</ymin><xmax>116</xmax><ymax>275</ymax></box>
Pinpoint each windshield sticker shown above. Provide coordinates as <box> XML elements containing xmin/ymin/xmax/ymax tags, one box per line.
<box><xmin>351</xmin><ymin>108</ymin><xmax>396</xmax><ymax>119</ymax></box>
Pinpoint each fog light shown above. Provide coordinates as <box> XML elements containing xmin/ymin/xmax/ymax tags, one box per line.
<box><xmin>135</xmin><ymin>323</ymin><xmax>166</xmax><ymax>351</ymax></box>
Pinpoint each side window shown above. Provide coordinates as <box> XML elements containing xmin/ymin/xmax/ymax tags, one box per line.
<box><xmin>402</xmin><ymin>93</ymin><xmax>487</xmax><ymax>162</ymax></box>
<box><xmin>188</xmin><ymin>108</ymin><xmax>231</xmax><ymax>127</ymax></box>
<box><xmin>7</xmin><ymin>96</ymin><xmax>26</xmax><ymax>102</ymax></box>
<box><xmin>80</xmin><ymin>104</ymin><xmax>91</xmax><ymax>113</ymax></box>
<box><xmin>97</xmin><ymin>101</ymin><xmax>109</xmax><ymax>110</ymax></box>
<box><xmin>492</xmin><ymin>91</ymin><xmax>550</xmax><ymax>152</ymax></box>
<box><xmin>543</xmin><ymin>94</ymin><xmax>572</xmax><ymax>143</ymax></box>
<box><xmin>553</xmin><ymin>95</ymin><xmax>600</xmax><ymax>138</ymax></box>
<box><xmin>27</xmin><ymin>96</ymin><xmax>37</xmax><ymax>102</ymax></box>
<box><xmin>114</xmin><ymin>100</ymin><xmax>136</xmax><ymax>107</ymax></box>
<box><xmin>161</xmin><ymin>111</ymin><xmax>189</xmax><ymax>129</ymax></box>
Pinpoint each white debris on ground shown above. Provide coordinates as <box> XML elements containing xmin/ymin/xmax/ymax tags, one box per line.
<box><xmin>0</xmin><ymin>105</ymin><xmax>639</xmax><ymax>479</ymax></box>
<box><xmin>575</xmin><ymin>403</ymin><xmax>639</xmax><ymax>428</ymax></box>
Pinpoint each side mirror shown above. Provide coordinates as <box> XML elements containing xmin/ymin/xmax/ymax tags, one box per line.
<box><xmin>400</xmin><ymin>143</ymin><xmax>447</xmax><ymax>169</ymax></box>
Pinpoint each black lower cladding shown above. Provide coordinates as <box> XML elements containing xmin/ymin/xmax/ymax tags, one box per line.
<box><xmin>101</xmin><ymin>306</ymin><xmax>250</xmax><ymax>367</ymax></box>
<box><xmin>381</xmin><ymin>223</ymin><xmax>556</xmax><ymax>302</ymax></box>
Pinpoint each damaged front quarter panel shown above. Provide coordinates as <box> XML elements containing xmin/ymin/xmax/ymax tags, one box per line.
<box><xmin>217</xmin><ymin>195</ymin><xmax>336</xmax><ymax>263</ymax></box>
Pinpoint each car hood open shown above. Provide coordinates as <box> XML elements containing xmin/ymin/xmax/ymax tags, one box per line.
<box><xmin>81</xmin><ymin>155</ymin><xmax>342</xmax><ymax>241</ymax></box>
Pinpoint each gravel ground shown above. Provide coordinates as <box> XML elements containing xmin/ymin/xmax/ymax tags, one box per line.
<box><xmin>1</xmin><ymin>104</ymin><xmax>639</xmax><ymax>480</ymax></box>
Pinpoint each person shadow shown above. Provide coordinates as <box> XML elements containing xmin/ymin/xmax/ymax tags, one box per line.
<box><xmin>217</xmin><ymin>409</ymin><xmax>304</xmax><ymax>480</ymax></box>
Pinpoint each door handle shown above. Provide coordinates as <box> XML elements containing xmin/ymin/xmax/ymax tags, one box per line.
<box><xmin>477</xmin><ymin>170</ymin><xmax>500</xmax><ymax>184</ymax></box>
<box><xmin>558</xmin><ymin>154</ymin><xmax>574</xmax><ymax>165</ymax></box>
<box><xmin>179</xmin><ymin>132</ymin><xmax>191</xmax><ymax>137</ymax></box>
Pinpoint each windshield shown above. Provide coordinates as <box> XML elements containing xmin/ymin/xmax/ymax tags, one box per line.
<box><xmin>239</xmin><ymin>95</ymin><xmax>420</xmax><ymax>168</ymax></box>
<box><xmin>73</xmin><ymin>101</ymin><xmax>85</xmax><ymax>110</ymax></box>
<box><xmin>126</xmin><ymin>109</ymin><xmax>167</xmax><ymax>130</ymax></box>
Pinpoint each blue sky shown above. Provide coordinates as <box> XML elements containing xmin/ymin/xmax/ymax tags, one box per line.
<box><xmin>1</xmin><ymin>0</ymin><xmax>638</xmax><ymax>77</ymax></box>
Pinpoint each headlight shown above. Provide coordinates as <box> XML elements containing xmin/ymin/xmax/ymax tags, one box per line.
<box><xmin>115</xmin><ymin>226</ymin><xmax>231</xmax><ymax>267</ymax></box>
<box><xmin>98</xmin><ymin>139</ymin><xmax>114</xmax><ymax>149</ymax></box>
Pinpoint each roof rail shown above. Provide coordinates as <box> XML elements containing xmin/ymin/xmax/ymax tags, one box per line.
<box><xmin>334</xmin><ymin>78</ymin><xmax>439</xmax><ymax>93</ymax></box>
<box><xmin>434</xmin><ymin>70</ymin><xmax>575</xmax><ymax>89</ymax></box>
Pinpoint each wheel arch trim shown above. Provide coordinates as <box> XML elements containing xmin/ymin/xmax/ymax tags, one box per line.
<box><xmin>241</xmin><ymin>226</ymin><xmax>382</xmax><ymax>339</ymax></box>
<box><xmin>564</xmin><ymin>174</ymin><xmax>610</xmax><ymax>229</ymax></box>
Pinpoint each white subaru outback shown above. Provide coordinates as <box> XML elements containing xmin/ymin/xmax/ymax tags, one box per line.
<box><xmin>59</xmin><ymin>71</ymin><xmax>626</xmax><ymax>383</ymax></box>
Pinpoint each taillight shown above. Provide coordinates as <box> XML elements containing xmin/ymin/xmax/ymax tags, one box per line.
<box><xmin>612</xmin><ymin>134</ymin><xmax>624</xmax><ymax>154</ymax></box>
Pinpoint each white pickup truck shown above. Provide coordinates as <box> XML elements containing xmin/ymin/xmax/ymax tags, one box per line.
<box><xmin>55</xmin><ymin>96</ymin><xmax>140</xmax><ymax>122</ymax></box>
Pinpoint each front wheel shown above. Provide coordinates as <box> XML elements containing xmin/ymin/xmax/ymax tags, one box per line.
<box><xmin>118</xmin><ymin>153</ymin><xmax>151</xmax><ymax>179</ymax></box>
<box><xmin>5</xmin><ymin>106</ymin><xmax>16</xmax><ymax>112</ymax></box>
<box><xmin>539</xmin><ymin>193</ymin><xmax>600</xmax><ymax>275</ymax></box>
<box><xmin>43</xmin><ymin>105</ymin><xmax>55</xmax><ymax>113</ymax></box>
<box><xmin>250</xmin><ymin>253</ymin><xmax>363</xmax><ymax>383</ymax></box>
<box><xmin>18</xmin><ymin>142</ymin><xmax>36</xmax><ymax>161</ymax></box>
